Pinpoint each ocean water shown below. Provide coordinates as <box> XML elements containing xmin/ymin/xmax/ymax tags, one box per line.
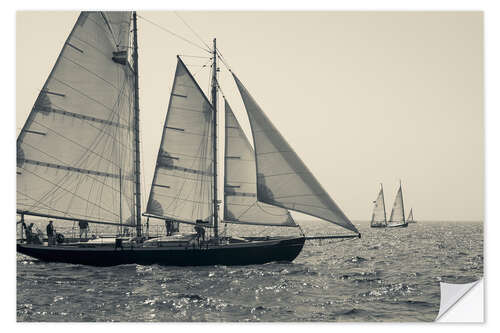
<box><xmin>16</xmin><ymin>221</ymin><xmax>483</xmax><ymax>322</ymax></box>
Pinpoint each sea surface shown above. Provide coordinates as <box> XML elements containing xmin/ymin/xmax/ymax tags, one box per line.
<box><xmin>16</xmin><ymin>220</ymin><xmax>483</xmax><ymax>322</ymax></box>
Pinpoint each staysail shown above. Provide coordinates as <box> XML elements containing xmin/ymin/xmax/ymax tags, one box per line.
<box><xmin>370</xmin><ymin>184</ymin><xmax>387</xmax><ymax>227</ymax></box>
<box><xmin>223</xmin><ymin>100</ymin><xmax>296</xmax><ymax>227</ymax></box>
<box><xmin>232</xmin><ymin>74</ymin><xmax>358</xmax><ymax>234</ymax></box>
<box><xmin>17</xmin><ymin>12</ymin><xmax>137</xmax><ymax>225</ymax></box>
<box><xmin>388</xmin><ymin>183</ymin><xmax>406</xmax><ymax>226</ymax></box>
<box><xmin>145</xmin><ymin>57</ymin><xmax>214</xmax><ymax>225</ymax></box>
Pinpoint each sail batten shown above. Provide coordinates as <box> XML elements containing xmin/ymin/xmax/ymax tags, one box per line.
<box><xmin>17</xmin><ymin>12</ymin><xmax>137</xmax><ymax>225</ymax></box>
<box><xmin>232</xmin><ymin>74</ymin><xmax>358</xmax><ymax>233</ymax></box>
<box><xmin>223</xmin><ymin>101</ymin><xmax>296</xmax><ymax>227</ymax></box>
<box><xmin>145</xmin><ymin>58</ymin><xmax>214</xmax><ymax>224</ymax></box>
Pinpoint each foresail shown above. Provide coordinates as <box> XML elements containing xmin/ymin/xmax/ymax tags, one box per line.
<box><xmin>232</xmin><ymin>74</ymin><xmax>358</xmax><ymax>234</ymax></box>
<box><xmin>371</xmin><ymin>187</ymin><xmax>387</xmax><ymax>226</ymax></box>
<box><xmin>389</xmin><ymin>186</ymin><xmax>405</xmax><ymax>224</ymax></box>
<box><xmin>224</xmin><ymin>101</ymin><xmax>296</xmax><ymax>227</ymax></box>
<box><xmin>145</xmin><ymin>58</ymin><xmax>214</xmax><ymax>224</ymax></box>
<box><xmin>17</xmin><ymin>12</ymin><xmax>136</xmax><ymax>225</ymax></box>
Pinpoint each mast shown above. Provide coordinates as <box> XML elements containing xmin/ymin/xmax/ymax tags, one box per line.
<box><xmin>211</xmin><ymin>38</ymin><xmax>219</xmax><ymax>239</ymax></box>
<box><xmin>381</xmin><ymin>183</ymin><xmax>387</xmax><ymax>225</ymax></box>
<box><xmin>132</xmin><ymin>12</ymin><xmax>142</xmax><ymax>237</ymax></box>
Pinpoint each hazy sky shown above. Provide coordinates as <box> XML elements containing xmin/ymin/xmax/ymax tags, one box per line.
<box><xmin>16</xmin><ymin>11</ymin><xmax>483</xmax><ymax>221</ymax></box>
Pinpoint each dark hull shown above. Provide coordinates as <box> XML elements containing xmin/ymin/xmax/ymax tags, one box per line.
<box><xmin>17</xmin><ymin>237</ymin><xmax>305</xmax><ymax>267</ymax></box>
<box><xmin>370</xmin><ymin>224</ymin><xmax>386</xmax><ymax>228</ymax></box>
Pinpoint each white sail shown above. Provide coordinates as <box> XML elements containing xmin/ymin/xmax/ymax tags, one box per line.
<box><xmin>407</xmin><ymin>208</ymin><xmax>414</xmax><ymax>223</ymax></box>
<box><xmin>232</xmin><ymin>74</ymin><xmax>358</xmax><ymax>234</ymax></box>
<box><xmin>224</xmin><ymin>100</ymin><xmax>296</xmax><ymax>227</ymax></box>
<box><xmin>16</xmin><ymin>12</ymin><xmax>137</xmax><ymax>225</ymax></box>
<box><xmin>371</xmin><ymin>185</ymin><xmax>387</xmax><ymax>227</ymax></box>
<box><xmin>388</xmin><ymin>184</ymin><xmax>406</xmax><ymax>226</ymax></box>
<box><xmin>145</xmin><ymin>58</ymin><xmax>214</xmax><ymax>225</ymax></box>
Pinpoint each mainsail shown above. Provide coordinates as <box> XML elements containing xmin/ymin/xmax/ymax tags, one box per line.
<box><xmin>223</xmin><ymin>100</ymin><xmax>296</xmax><ymax>227</ymax></box>
<box><xmin>145</xmin><ymin>57</ymin><xmax>214</xmax><ymax>225</ymax></box>
<box><xmin>388</xmin><ymin>183</ymin><xmax>406</xmax><ymax>226</ymax></box>
<box><xmin>17</xmin><ymin>12</ymin><xmax>137</xmax><ymax>225</ymax></box>
<box><xmin>232</xmin><ymin>74</ymin><xmax>359</xmax><ymax>234</ymax></box>
<box><xmin>370</xmin><ymin>184</ymin><xmax>387</xmax><ymax>227</ymax></box>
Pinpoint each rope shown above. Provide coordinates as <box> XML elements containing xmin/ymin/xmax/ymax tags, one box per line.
<box><xmin>173</xmin><ymin>12</ymin><xmax>211</xmax><ymax>51</ymax></box>
<box><xmin>137</xmin><ymin>15</ymin><xmax>211</xmax><ymax>54</ymax></box>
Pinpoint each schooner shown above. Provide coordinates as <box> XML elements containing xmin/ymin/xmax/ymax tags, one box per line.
<box><xmin>16</xmin><ymin>11</ymin><xmax>360</xmax><ymax>266</ymax></box>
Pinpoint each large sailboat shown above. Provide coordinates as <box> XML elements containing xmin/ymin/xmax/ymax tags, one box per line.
<box><xmin>370</xmin><ymin>183</ymin><xmax>387</xmax><ymax>228</ymax></box>
<box><xmin>16</xmin><ymin>11</ymin><xmax>360</xmax><ymax>266</ymax></box>
<box><xmin>387</xmin><ymin>181</ymin><xmax>408</xmax><ymax>228</ymax></box>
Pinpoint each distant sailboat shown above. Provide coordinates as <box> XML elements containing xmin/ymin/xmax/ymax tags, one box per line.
<box><xmin>407</xmin><ymin>208</ymin><xmax>416</xmax><ymax>224</ymax></box>
<box><xmin>387</xmin><ymin>181</ymin><xmax>408</xmax><ymax>228</ymax></box>
<box><xmin>16</xmin><ymin>11</ymin><xmax>360</xmax><ymax>266</ymax></box>
<box><xmin>370</xmin><ymin>183</ymin><xmax>387</xmax><ymax>228</ymax></box>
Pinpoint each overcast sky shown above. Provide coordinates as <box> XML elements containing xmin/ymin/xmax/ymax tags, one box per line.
<box><xmin>16</xmin><ymin>11</ymin><xmax>483</xmax><ymax>222</ymax></box>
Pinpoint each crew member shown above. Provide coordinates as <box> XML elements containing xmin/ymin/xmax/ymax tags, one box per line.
<box><xmin>79</xmin><ymin>220</ymin><xmax>89</xmax><ymax>240</ymax></box>
<box><xmin>165</xmin><ymin>219</ymin><xmax>173</xmax><ymax>236</ymax></box>
<box><xmin>46</xmin><ymin>220</ymin><xmax>55</xmax><ymax>246</ymax></box>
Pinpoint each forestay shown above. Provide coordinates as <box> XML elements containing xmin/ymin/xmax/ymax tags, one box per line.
<box><xmin>224</xmin><ymin>101</ymin><xmax>296</xmax><ymax>227</ymax></box>
<box><xmin>389</xmin><ymin>184</ymin><xmax>406</xmax><ymax>225</ymax></box>
<box><xmin>232</xmin><ymin>74</ymin><xmax>358</xmax><ymax>234</ymax></box>
<box><xmin>371</xmin><ymin>186</ymin><xmax>387</xmax><ymax>227</ymax></box>
<box><xmin>145</xmin><ymin>58</ymin><xmax>214</xmax><ymax>225</ymax></box>
<box><xmin>17</xmin><ymin>12</ymin><xmax>137</xmax><ymax>225</ymax></box>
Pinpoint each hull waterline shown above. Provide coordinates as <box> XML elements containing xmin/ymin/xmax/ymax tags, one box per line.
<box><xmin>17</xmin><ymin>236</ymin><xmax>305</xmax><ymax>267</ymax></box>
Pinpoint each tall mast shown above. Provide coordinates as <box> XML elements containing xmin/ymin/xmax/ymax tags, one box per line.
<box><xmin>211</xmin><ymin>38</ymin><xmax>219</xmax><ymax>239</ymax></box>
<box><xmin>132</xmin><ymin>12</ymin><xmax>142</xmax><ymax>237</ymax></box>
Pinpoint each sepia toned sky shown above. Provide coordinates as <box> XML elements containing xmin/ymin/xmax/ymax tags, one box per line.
<box><xmin>16</xmin><ymin>11</ymin><xmax>483</xmax><ymax>222</ymax></box>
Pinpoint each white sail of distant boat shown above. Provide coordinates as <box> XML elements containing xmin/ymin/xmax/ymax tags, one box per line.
<box><xmin>407</xmin><ymin>208</ymin><xmax>415</xmax><ymax>223</ymax></box>
<box><xmin>232</xmin><ymin>74</ymin><xmax>359</xmax><ymax>234</ymax></box>
<box><xmin>144</xmin><ymin>57</ymin><xmax>214</xmax><ymax>226</ymax></box>
<box><xmin>223</xmin><ymin>100</ymin><xmax>296</xmax><ymax>227</ymax></box>
<box><xmin>370</xmin><ymin>184</ymin><xmax>387</xmax><ymax>228</ymax></box>
<box><xmin>388</xmin><ymin>181</ymin><xmax>407</xmax><ymax>228</ymax></box>
<box><xmin>16</xmin><ymin>12</ymin><xmax>138</xmax><ymax>227</ymax></box>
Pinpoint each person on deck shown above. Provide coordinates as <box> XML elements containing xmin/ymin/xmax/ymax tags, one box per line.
<box><xmin>165</xmin><ymin>219</ymin><xmax>173</xmax><ymax>236</ymax></box>
<box><xmin>46</xmin><ymin>220</ymin><xmax>55</xmax><ymax>246</ymax></box>
<box><xmin>23</xmin><ymin>222</ymin><xmax>32</xmax><ymax>243</ymax></box>
<box><xmin>79</xmin><ymin>220</ymin><xmax>89</xmax><ymax>240</ymax></box>
<box><xmin>194</xmin><ymin>224</ymin><xmax>205</xmax><ymax>245</ymax></box>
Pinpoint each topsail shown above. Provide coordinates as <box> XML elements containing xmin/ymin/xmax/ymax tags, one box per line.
<box><xmin>223</xmin><ymin>100</ymin><xmax>296</xmax><ymax>227</ymax></box>
<box><xmin>232</xmin><ymin>74</ymin><xmax>358</xmax><ymax>234</ymax></box>
<box><xmin>16</xmin><ymin>12</ymin><xmax>137</xmax><ymax>225</ymax></box>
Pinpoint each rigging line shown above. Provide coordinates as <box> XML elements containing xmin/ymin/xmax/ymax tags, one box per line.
<box><xmin>179</xmin><ymin>54</ymin><xmax>211</xmax><ymax>59</ymax></box>
<box><xmin>137</xmin><ymin>15</ymin><xmax>211</xmax><ymax>54</ymax></box>
<box><xmin>173</xmin><ymin>11</ymin><xmax>211</xmax><ymax>51</ymax></box>
<box><xmin>216</xmin><ymin>48</ymin><xmax>232</xmax><ymax>72</ymax></box>
<box><xmin>192</xmin><ymin>57</ymin><xmax>212</xmax><ymax>78</ymax></box>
